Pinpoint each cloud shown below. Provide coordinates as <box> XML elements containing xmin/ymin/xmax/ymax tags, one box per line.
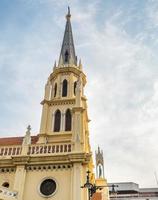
<box><xmin>0</xmin><ymin>0</ymin><xmax>158</xmax><ymax>187</ymax></box>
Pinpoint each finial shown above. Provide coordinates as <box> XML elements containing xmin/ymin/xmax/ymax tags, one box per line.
<box><xmin>68</xmin><ymin>6</ymin><xmax>70</xmax><ymax>15</ymax></box>
<box><xmin>66</xmin><ymin>6</ymin><xmax>71</xmax><ymax>19</ymax></box>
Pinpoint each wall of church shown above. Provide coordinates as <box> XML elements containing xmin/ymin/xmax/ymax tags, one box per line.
<box><xmin>23</xmin><ymin>168</ymin><xmax>72</xmax><ymax>200</ymax></box>
<box><xmin>0</xmin><ymin>171</ymin><xmax>15</xmax><ymax>190</ymax></box>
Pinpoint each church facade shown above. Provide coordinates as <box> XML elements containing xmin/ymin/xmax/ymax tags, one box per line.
<box><xmin>0</xmin><ymin>8</ymin><xmax>109</xmax><ymax>200</ymax></box>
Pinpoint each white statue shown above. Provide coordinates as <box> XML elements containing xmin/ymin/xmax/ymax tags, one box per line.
<box><xmin>22</xmin><ymin>125</ymin><xmax>31</xmax><ymax>146</ymax></box>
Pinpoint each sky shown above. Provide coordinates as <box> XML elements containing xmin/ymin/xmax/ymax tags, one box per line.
<box><xmin>0</xmin><ymin>0</ymin><xmax>158</xmax><ymax>188</ymax></box>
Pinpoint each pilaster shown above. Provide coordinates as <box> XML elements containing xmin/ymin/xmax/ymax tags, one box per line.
<box><xmin>72</xmin><ymin>107</ymin><xmax>85</xmax><ymax>152</ymax></box>
<box><xmin>39</xmin><ymin>103</ymin><xmax>49</xmax><ymax>134</ymax></box>
<box><xmin>44</xmin><ymin>80</ymin><xmax>51</xmax><ymax>100</ymax></box>
<box><xmin>13</xmin><ymin>165</ymin><xmax>26</xmax><ymax>200</ymax></box>
<box><xmin>71</xmin><ymin>163</ymin><xmax>83</xmax><ymax>200</ymax></box>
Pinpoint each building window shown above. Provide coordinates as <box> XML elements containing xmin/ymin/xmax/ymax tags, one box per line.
<box><xmin>2</xmin><ymin>182</ymin><xmax>9</xmax><ymax>188</ymax></box>
<box><xmin>54</xmin><ymin>83</ymin><xmax>57</xmax><ymax>97</ymax></box>
<box><xmin>64</xmin><ymin>50</ymin><xmax>69</xmax><ymax>63</ymax></box>
<box><xmin>62</xmin><ymin>79</ymin><xmax>68</xmax><ymax>97</ymax></box>
<box><xmin>65</xmin><ymin>109</ymin><xmax>72</xmax><ymax>131</ymax></box>
<box><xmin>54</xmin><ymin>110</ymin><xmax>61</xmax><ymax>132</ymax></box>
<box><xmin>74</xmin><ymin>81</ymin><xmax>77</xmax><ymax>95</ymax></box>
<box><xmin>39</xmin><ymin>178</ymin><xmax>57</xmax><ymax>197</ymax></box>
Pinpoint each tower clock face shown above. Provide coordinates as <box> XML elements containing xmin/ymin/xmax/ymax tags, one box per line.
<box><xmin>40</xmin><ymin>178</ymin><xmax>57</xmax><ymax>197</ymax></box>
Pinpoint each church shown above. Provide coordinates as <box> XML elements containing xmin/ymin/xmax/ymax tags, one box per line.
<box><xmin>0</xmin><ymin>8</ymin><xmax>109</xmax><ymax>200</ymax></box>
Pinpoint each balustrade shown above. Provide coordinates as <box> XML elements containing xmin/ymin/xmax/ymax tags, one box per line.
<box><xmin>0</xmin><ymin>144</ymin><xmax>71</xmax><ymax>157</ymax></box>
<box><xmin>0</xmin><ymin>146</ymin><xmax>22</xmax><ymax>157</ymax></box>
<box><xmin>28</xmin><ymin>144</ymin><xmax>71</xmax><ymax>155</ymax></box>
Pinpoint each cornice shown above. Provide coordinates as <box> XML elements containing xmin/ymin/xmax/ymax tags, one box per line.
<box><xmin>72</xmin><ymin>107</ymin><xmax>85</xmax><ymax>113</ymax></box>
<box><xmin>41</xmin><ymin>98</ymin><xmax>75</xmax><ymax>106</ymax></box>
<box><xmin>0</xmin><ymin>152</ymin><xmax>92</xmax><ymax>167</ymax></box>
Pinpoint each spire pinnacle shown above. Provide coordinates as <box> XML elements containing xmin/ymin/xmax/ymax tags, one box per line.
<box><xmin>79</xmin><ymin>59</ymin><xmax>82</xmax><ymax>69</ymax></box>
<box><xmin>66</xmin><ymin>6</ymin><xmax>71</xmax><ymax>19</ymax></box>
<box><xmin>53</xmin><ymin>60</ymin><xmax>56</xmax><ymax>71</ymax></box>
<box><xmin>58</xmin><ymin>7</ymin><xmax>77</xmax><ymax>66</ymax></box>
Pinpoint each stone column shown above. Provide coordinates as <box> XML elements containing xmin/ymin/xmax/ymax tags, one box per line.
<box><xmin>61</xmin><ymin>112</ymin><xmax>65</xmax><ymax>131</ymax></box>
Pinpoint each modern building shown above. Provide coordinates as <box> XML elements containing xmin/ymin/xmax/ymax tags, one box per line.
<box><xmin>0</xmin><ymin>8</ymin><xmax>109</xmax><ymax>200</ymax></box>
<box><xmin>109</xmin><ymin>182</ymin><xmax>158</xmax><ymax>200</ymax></box>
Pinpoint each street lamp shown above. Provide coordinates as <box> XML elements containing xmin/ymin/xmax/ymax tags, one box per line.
<box><xmin>81</xmin><ymin>170</ymin><xmax>118</xmax><ymax>200</ymax></box>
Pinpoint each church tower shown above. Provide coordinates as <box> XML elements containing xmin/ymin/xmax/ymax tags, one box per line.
<box><xmin>35</xmin><ymin>7</ymin><xmax>93</xmax><ymax>199</ymax></box>
<box><xmin>38</xmin><ymin>7</ymin><xmax>90</xmax><ymax>155</ymax></box>
<box><xmin>0</xmin><ymin>7</ymin><xmax>94</xmax><ymax>200</ymax></box>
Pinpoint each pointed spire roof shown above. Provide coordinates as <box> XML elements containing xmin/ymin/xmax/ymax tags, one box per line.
<box><xmin>58</xmin><ymin>7</ymin><xmax>77</xmax><ymax>66</ymax></box>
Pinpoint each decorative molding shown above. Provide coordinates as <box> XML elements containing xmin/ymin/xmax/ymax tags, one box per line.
<box><xmin>0</xmin><ymin>168</ymin><xmax>15</xmax><ymax>173</ymax></box>
<box><xmin>26</xmin><ymin>164</ymin><xmax>72</xmax><ymax>171</ymax></box>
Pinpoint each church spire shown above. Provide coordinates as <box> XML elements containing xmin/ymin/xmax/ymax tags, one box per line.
<box><xmin>58</xmin><ymin>7</ymin><xmax>77</xmax><ymax>66</ymax></box>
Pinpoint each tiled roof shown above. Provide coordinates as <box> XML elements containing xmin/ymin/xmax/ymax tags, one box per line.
<box><xmin>92</xmin><ymin>193</ymin><xmax>102</xmax><ymax>200</ymax></box>
<box><xmin>0</xmin><ymin>136</ymin><xmax>38</xmax><ymax>145</ymax></box>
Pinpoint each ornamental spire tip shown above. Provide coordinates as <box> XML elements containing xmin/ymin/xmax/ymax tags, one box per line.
<box><xmin>66</xmin><ymin>6</ymin><xmax>71</xmax><ymax>19</ymax></box>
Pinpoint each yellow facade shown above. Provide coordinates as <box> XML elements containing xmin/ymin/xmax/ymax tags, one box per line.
<box><xmin>0</xmin><ymin>8</ymin><xmax>109</xmax><ymax>200</ymax></box>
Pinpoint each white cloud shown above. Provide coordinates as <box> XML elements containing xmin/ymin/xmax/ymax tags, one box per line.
<box><xmin>0</xmin><ymin>0</ymin><xmax>158</xmax><ymax>188</ymax></box>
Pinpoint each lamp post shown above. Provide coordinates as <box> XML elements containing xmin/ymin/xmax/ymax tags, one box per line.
<box><xmin>81</xmin><ymin>171</ymin><xmax>118</xmax><ymax>200</ymax></box>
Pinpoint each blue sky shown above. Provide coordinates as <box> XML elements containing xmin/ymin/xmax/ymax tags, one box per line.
<box><xmin>0</xmin><ymin>0</ymin><xmax>158</xmax><ymax>188</ymax></box>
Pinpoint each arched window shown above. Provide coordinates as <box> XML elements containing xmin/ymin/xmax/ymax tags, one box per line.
<box><xmin>54</xmin><ymin>110</ymin><xmax>61</xmax><ymax>132</ymax></box>
<box><xmin>64</xmin><ymin>50</ymin><xmax>69</xmax><ymax>63</ymax></box>
<box><xmin>74</xmin><ymin>81</ymin><xmax>77</xmax><ymax>96</ymax></box>
<box><xmin>2</xmin><ymin>182</ymin><xmax>9</xmax><ymax>188</ymax></box>
<box><xmin>65</xmin><ymin>109</ymin><xmax>72</xmax><ymax>131</ymax></box>
<box><xmin>54</xmin><ymin>83</ymin><xmax>57</xmax><ymax>97</ymax></box>
<box><xmin>62</xmin><ymin>79</ymin><xmax>68</xmax><ymax>97</ymax></box>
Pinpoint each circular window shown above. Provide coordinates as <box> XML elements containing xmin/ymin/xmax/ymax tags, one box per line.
<box><xmin>39</xmin><ymin>178</ymin><xmax>57</xmax><ymax>197</ymax></box>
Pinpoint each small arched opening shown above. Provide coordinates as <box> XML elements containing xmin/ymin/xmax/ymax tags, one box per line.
<box><xmin>54</xmin><ymin>83</ymin><xmax>57</xmax><ymax>97</ymax></box>
<box><xmin>62</xmin><ymin>79</ymin><xmax>68</xmax><ymax>97</ymax></box>
<box><xmin>64</xmin><ymin>50</ymin><xmax>69</xmax><ymax>63</ymax></box>
<box><xmin>74</xmin><ymin>81</ymin><xmax>77</xmax><ymax>96</ymax></box>
<box><xmin>54</xmin><ymin>110</ymin><xmax>61</xmax><ymax>132</ymax></box>
<box><xmin>65</xmin><ymin>109</ymin><xmax>72</xmax><ymax>131</ymax></box>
